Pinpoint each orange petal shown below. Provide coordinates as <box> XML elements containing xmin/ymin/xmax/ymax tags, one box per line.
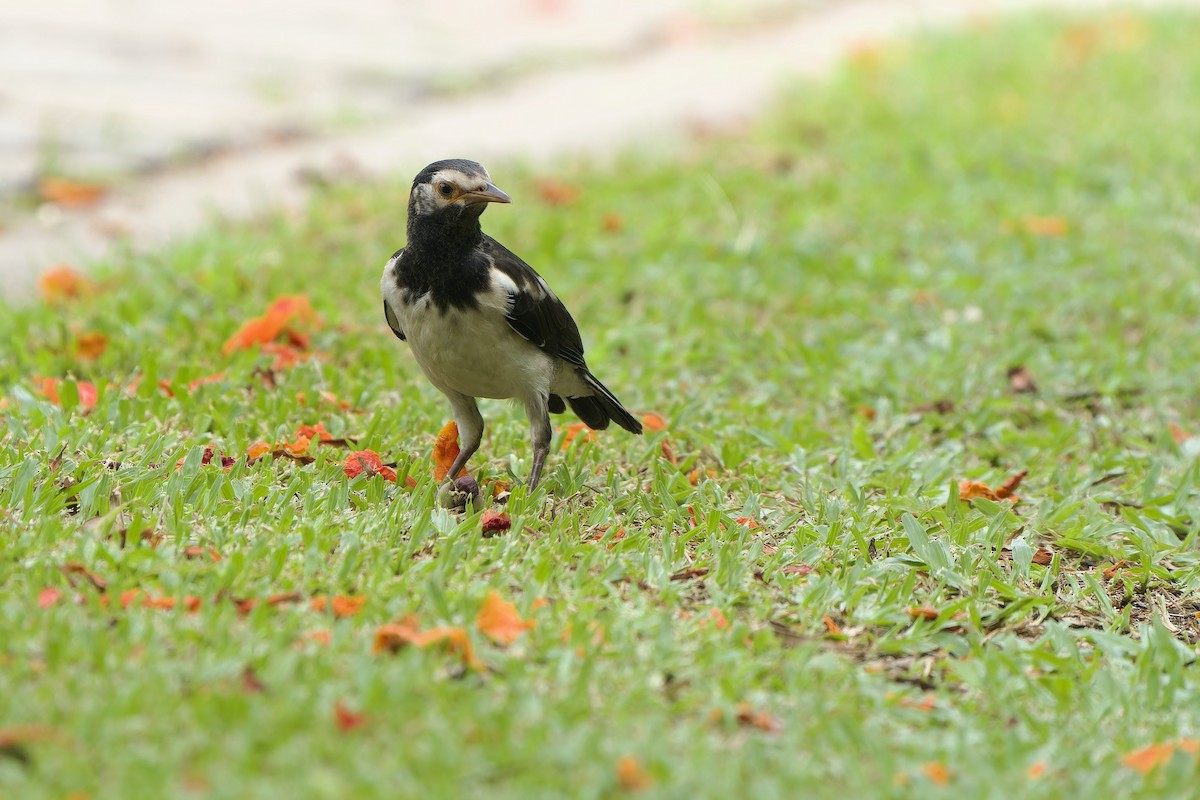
<box><xmin>333</xmin><ymin>701</ymin><xmax>367</xmax><ymax>733</ymax></box>
<box><xmin>414</xmin><ymin>627</ymin><xmax>483</xmax><ymax>670</ymax></box>
<box><xmin>344</xmin><ymin>450</ymin><xmax>394</xmax><ymax>480</ymax></box>
<box><xmin>280</xmin><ymin>435</ymin><xmax>311</xmax><ymax>457</ymax></box>
<box><xmin>641</xmin><ymin>412</ymin><xmax>668</xmax><ymax>431</ymax></box>
<box><xmin>246</xmin><ymin>441</ymin><xmax>272</xmax><ymax>462</ymax></box>
<box><xmin>373</xmin><ymin>616</ymin><xmax>423</xmax><ymax>653</ymax></box>
<box><xmin>38</xmin><ymin>176</ymin><xmax>107</xmax><ymax>207</ymax></box>
<box><xmin>296</xmin><ymin>423</ymin><xmax>334</xmax><ymax>442</ymax></box>
<box><xmin>559</xmin><ymin>422</ymin><xmax>595</xmax><ymax>451</ymax></box>
<box><xmin>958</xmin><ymin>480</ymin><xmax>1001</xmax><ymax>502</ymax></box>
<box><xmin>1123</xmin><ymin>740</ymin><xmax>1200</xmax><ymax>774</ymax></box>
<box><xmin>535</xmin><ymin>179</ymin><xmax>580</xmax><ymax>206</ymax></box>
<box><xmin>331</xmin><ymin>595</ymin><xmax>366</xmax><ymax>618</ymax></box>
<box><xmin>1020</xmin><ymin>216</ymin><xmax>1069</xmax><ymax>237</ymax></box>
<box><xmin>995</xmin><ymin>470</ymin><xmax>1028</xmax><ymax>499</ymax></box>
<box><xmin>475</xmin><ymin>591</ymin><xmax>534</xmax><ymax>645</ymax></box>
<box><xmin>74</xmin><ymin>331</ymin><xmax>108</xmax><ymax>360</ymax></box>
<box><xmin>615</xmin><ymin>756</ymin><xmax>653</xmax><ymax>791</ymax></box>
<box><xmin>432</xmin><ymin>420</ymin><xmax>466</xmax><ymax>480</ymax></box>
<box><xmin>921</xmin><ymin>762</ymin><xmax>951</xmax><ymax>786</ymax></box>
<box><xmin>38</xmin><ymin>265</ymin><xmax>92</xmax><ymax>302</ymax></box>
<box><xmin>222</xmin><ymin>315</ymin><xmax>286</xmax><ymax>355</ymax></box>
<box><xmin>481</xmin><ymin>510</ymin><xmax>512</xmax><ymax>535</ymax></box>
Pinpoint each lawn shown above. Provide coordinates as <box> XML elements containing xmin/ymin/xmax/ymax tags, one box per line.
<box><xmin>3</xmin><ymin>9</ymin><xmax>1200</xmax><ymax>799</ymax></box>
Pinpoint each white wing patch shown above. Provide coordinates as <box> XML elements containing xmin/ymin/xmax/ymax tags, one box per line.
<box><xmin>483</xmin><ymin>269</ymin><xmax>519</xmax><ymax>314</ymax></box>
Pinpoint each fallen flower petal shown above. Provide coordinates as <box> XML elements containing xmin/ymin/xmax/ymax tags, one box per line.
<box><xmin>535</xmin><ymin>178</ymin><xmax>580</xmax><ymax>206</ymax></box>
<box><xmin>432</xmin><ymin>420</ymin><xmax>466</xmax><ymax>480</ymax></box>
<box><xmin>302</xmin><ymin>629</ymin><xmax>333</xmax><ymax>647</ymax></box>
<box><xmin>735</xmin><ymin>702</ymin><xmax>783</xmax><ymax>734</ymax></box>
<box><xmin>241</xmin><ymin>666</ymin><xmax>266</xmax><ymax>694</ymax></box>
<box><xmin>373</xmin><ymin>617</ymin><xmax>422</xmax><ymax>653</ymax></box>
<box><xmin>708</xmin><ymin>608</ymin><xmax>729</xmax><ymax>630</ymax></box>
<box><xmin>1123</xmin><ymin>739</ymin><xmax>1200</xmax><ymax>774</ymax></box>
<box><xmin>38</xmin><ymin>265</ymin><xmax>93</xmax><ymax>302</ymax></box>
<box><xmin>333</xmin><ymin>701</ymin><xmax>367</xmax><ymax>733</ymax></box>
<box><xmin>373</xmin><ymin>619</ymin><xmax>484</xmax><ymax>670</ymax></box>
<box><xmin>481</xmin><ymin>510</ymin><xmax>512</xmax><ymax>536</ymax></box>
<box><xmin>259</xmin><ymin>342</ymin><xmax>311</xmax><ymax>370</ymax></box>
<box><xmin>74</xmin><ymin>331</ymin><xmax>108</xmax><ymax>360</ymax></box>
<box><xmin>1019</xmin><ymin>215</ymin><xmax>1069</xmax><ymax>237</ymax></box>
<box><xmin>296</xmin><ymin>423</ymin><xmax>334</xmax><ymax>442</ymax></box>
<box><xmin>1170</xmin><ymin>423</ymin><xmax>1193</xmax><ymax>444</ymax></box>
<box><xmin>344</xmin><ymin>450</ymin><xmax>398</xmax><ymax>482</ymax></box>
<box><xmin>615</xmin><ymin>756</ymin><xmax>653</xmax><ymax>791</ymax></box>
<box><xmin>246</xmin><ymin>441</ymin><xmax>272</xmax><ymax>462</ymax></box>
<box><xmin>475</xmin><ymin>591</ymin><xmax>535</xmax><ymax>645</ymax></box>
<box><xmin>0</xmin><ymin>724</ymin><xmax>58</xmax><ymax>749</ymax></box>
<box><xmin>37</xmin><ymin>378</ymin><xmax>98</xmax><ymax>410</ymax></box>
<box><xmin>559</xmin><ymin>422</ymin><xmax>595</xmax><ymax>451</ymax></box>
<box><xmin>223</xmin><ymin>316</ymin><xmax>287</xmax><ymax>356</ymax></box>
<box><xmin>996</xmin><ymin>470</ymin><xmax>1028</xmax><ymax>499</ymax></box>
<box><xmin>641</xmin><ymin>412</ymin><xmax>668</xmax><ymax>431</ymax></box>
<box><xmin>39</xmin><ymin>176</ymin><xmax>107</xmax><ymax>207</ymax></box>
<box><xmin>280</xmin><ymin>435</ymin><xmax>312</xmax><ymax>458</ymax></box>
<box><xmin>38</xmin><ymin>588</ymin><xmax>62</xmax><ymax>608</ymax></box>
<box><xmin>922</xmin><ymin>762</ymin><xmax>952</xmax><ymax>786</ymax></box>
<box><xmin>958</xmin><ymin>470</ymin><xmax>1026</xmax><ymax>504</ymax></box>
<box><xmin>958</xmin><ymin>480</ymin><xmax>1001</xmax><ymax>502</ymax></box>
<box><xmin>186</xmin><ymin>372</ymin><xmax>226</xmax><ymax>393</ymax></box>
<box><xmin>331</xmin><ymin>595</ymin><xmax>366</xmax><ymax>618</ymax></box>
<box><xmin>223</xmin><ymin>294</ymin><xmax>318</xmax><ymax>357</ymax></box>
<box><xmin>60</xmin><ymin>562</ymin><xmax>107</xmax><ymax>591</ymax></box>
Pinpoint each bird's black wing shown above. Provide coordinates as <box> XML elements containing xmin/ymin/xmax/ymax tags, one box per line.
<box><xmin>481</xmin><ymin>235</ymin><xmax>586</xmax><ymax>369</ymax></box>
<box><xmin>383</xmin><ymin>299</ymin><xmax>405</xmax><ymax>341</ymax></box>
<box><xmin>383</xmin><ymin>247</ymin><xmax>406</xmax><ymax>340</ymax></box>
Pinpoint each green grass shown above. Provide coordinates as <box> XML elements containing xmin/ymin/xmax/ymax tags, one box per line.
<box><xmin>4</xmin><ymin>10</ymin><xmax>1200</xmax><ymax>799</ymax></box>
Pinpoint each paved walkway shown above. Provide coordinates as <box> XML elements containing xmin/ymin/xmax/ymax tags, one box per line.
<box><xmin>0</xmin><ymin>0</ymin><xmax>1192</xmax><ymax>297</ymax></box>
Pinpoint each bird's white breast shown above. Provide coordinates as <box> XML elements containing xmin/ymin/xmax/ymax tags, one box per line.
<box><xmin>381</xmin><ymin>260</ymin><xmax>556</xmax><ymax>401</ymax></box>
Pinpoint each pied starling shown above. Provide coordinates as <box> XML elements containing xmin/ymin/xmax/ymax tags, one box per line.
<box><xmin>380</xmin><ymin>159</ymin><xmax>642</xmax><ymax>490</ymax></box>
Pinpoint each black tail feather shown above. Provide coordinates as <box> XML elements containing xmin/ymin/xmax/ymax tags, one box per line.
<box><xmin>568</xmin><ymin>396</ymin><xmax>610</xmax><ymax>430</ymax></box>
<box><xmin>569</xmin><ymin>370</ymin><xmax>643</xmax><ymax>434</ymax></box>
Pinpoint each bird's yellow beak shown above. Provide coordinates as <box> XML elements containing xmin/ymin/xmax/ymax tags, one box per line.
<box><xmin>460</xmin><ymin>183</ymin><xmax>511</xmax><ymax>205</ymax></box>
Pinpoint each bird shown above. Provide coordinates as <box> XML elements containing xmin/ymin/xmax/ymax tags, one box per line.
<box><xmin>380</xmin><ymin>159</ymin><xmax>642</xmax><ymax>490</ymax></box>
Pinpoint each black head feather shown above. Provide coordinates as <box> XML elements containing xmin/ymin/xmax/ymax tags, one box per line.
<box><xmin>412</xmin><ymin>159</ymin><xmax>488</xmax><ymax>186</ymax></box>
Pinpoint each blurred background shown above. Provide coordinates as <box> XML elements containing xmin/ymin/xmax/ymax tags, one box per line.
<box><xmin>0</xmin><ymin>0</ymin><xmax>1166</xmax><ymax>295</ymax></box>
<box><xmin>0</xmin><ymin>0</ymin><xmax>802</xmax><ymax>209</ymax></box>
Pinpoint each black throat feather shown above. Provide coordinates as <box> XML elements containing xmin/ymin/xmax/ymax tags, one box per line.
<box><xmin>397</xmin><ymin>203</ymin><xmax>490</xmax><ymax>313</ymax></box>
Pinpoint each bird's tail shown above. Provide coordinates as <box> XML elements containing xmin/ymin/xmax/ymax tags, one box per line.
<box><xmin>568</xmin><ymin>370</ymin><xmax>643</xmax><ymax>434</ymax></box>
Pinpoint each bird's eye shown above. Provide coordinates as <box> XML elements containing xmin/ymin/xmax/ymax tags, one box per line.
<box><xmin>438</xmin><ymin>183</ymin><xmax>453</xmax><ymax>196</ymax></box>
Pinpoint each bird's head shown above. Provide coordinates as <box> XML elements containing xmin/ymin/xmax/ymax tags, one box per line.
<box><xmin>408</xmin><ymin>159</ymin><xmax>511</xmax><ymax>225</ymax></box>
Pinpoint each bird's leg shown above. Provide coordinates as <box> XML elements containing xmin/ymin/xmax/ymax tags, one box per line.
<box><xmin>524</xmin><ymin>394</ymin><xmax>552</xmax><ymax>490</ymax></box>
<box><xmin>446</xmin><ymin>392</ymin><xmax>483</xmax><ymax>483</ymax></box>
